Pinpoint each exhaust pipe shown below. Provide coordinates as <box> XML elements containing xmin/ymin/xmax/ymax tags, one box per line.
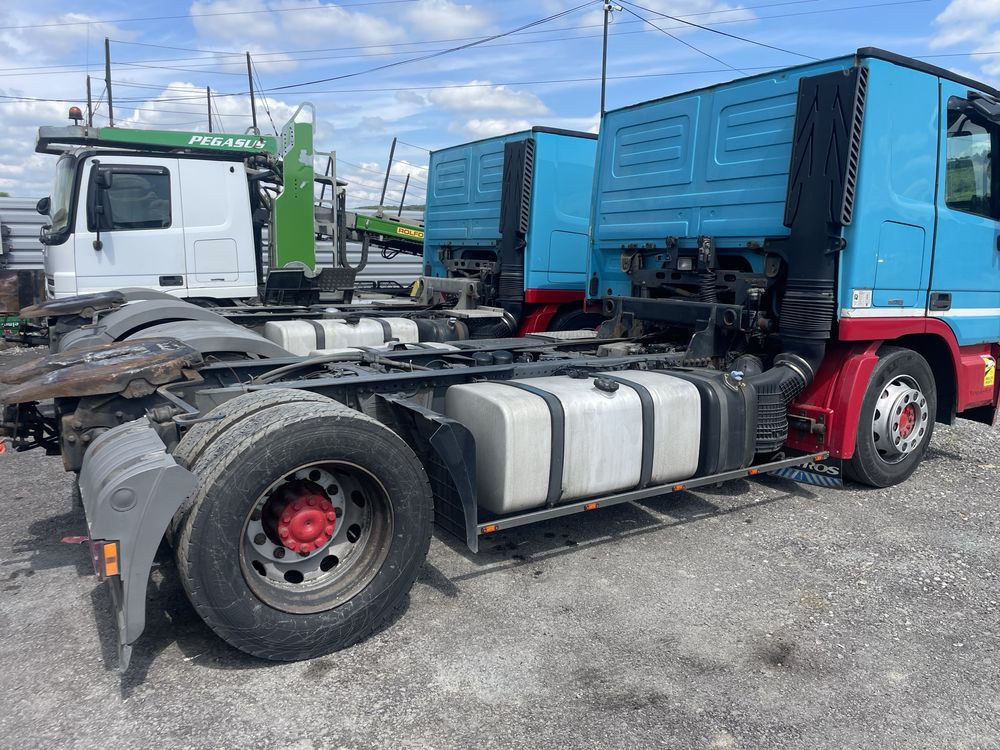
<box><xmin>745</xmin><ymin>65</ymin><xmax>867</xmax><ymax>453</ymax></box>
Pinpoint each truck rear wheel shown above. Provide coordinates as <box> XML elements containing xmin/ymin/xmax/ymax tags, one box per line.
<box><xmin>548</xmin><ymin>306</ymin><xmax>604</xmax><ymax>332</ymax></box>
<box><xmin>175</xmin><ymin>399</ymin><xmax>432</xmax><ymax>661</ymax></box>
<box><xmin>845</xmin><ymin>346</ymin><xmax>936</xmax><ymax>487</ymax></box>
<box><xmin>167</xmin><ymin>388</ymin><xmax>333</xmax><ymax>545</ymax></box>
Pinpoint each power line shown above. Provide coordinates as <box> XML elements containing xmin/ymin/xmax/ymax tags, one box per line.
<box><xmin>115</xmin><ymin>61</ymin><xmax>246</xmax><ymax>77</ymax></box>
<box><xmin>266</xmin><ymin>0</ymin><xmax>602</xmax><ymax>93</ymax></box>
<box><xmin>617</xmin><ymin>5</ymin><xmax>745</xmax><ymax>74</ymax></box>
<box><xmin>2</xmin><ymin>44</ymin><xmax>996</xmax><ymax>111</ymax></box>
<box><xmin>619</xmin><ymin>0</ymin><xmax>817</xmax><ymax>60</ymax></box>
<box><xmin>396</xmin><ymin>139</ymin><xmax>431</xmax><ymax>152</ymax></box>
<box><xmin>1</xmin><ymin>0</ymin><xmax>423</xmax><ymax>31</ymax></box>
<box><xmin>250</xmin><ymin>59</ymin><xmax>280</xmax><ymax>137</ymax></box>
<box><xmin>4</xmin><ymin>50</ymin><xmax>997</xmax><ymax>109</ymax></box>
<box><xmin>339</xmin><ymin>158</ymin><xmax>428</xmax><ymax>189</ymax></box>
<box><xmin>100</xmin><ymin>0</ymin><xmax>838</xmax><ymax>58</ymax></box>
<box><xmin>0</xmin><ymin>0</ymin><xmax>933</xmax><ymax>79</ymax></box>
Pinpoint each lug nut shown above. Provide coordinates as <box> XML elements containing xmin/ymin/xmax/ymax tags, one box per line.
<box><xmin>273</xmin><ymin>547</ymin><xmax>285</xmax><ymax>559</ymax></box>
<box><xmin>253</xmin><ymin>533</ymin><xmax>266</xmax><ymax>546</ymax></box>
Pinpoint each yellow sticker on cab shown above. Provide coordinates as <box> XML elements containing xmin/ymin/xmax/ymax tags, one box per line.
<box><xmin>982</xmin><ymin>354</ymin><xmax>996</xmax><ymax>387</ymax></box>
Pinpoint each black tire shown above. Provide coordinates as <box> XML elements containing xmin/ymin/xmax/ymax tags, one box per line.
<box><xmin>166</xmin><ymin>388</ymin><xmax>333</xmax><ymax>545</ymax></box>
<box><xmin>175</xmin><ymin>399</ymin><xmax>432</xmax><ymax>661</ymax></box>
<box><xmin>173</xmin><ymin>388</ymin><xmax>333</xmax><ymax>471</ymax></box>
<box><xmin>845</xmin><ymin>346</ymin><xmax>936</xmax><ymax>487</ymax></box>
<box><xmin>547</xmin><ymin>306</ymin><xmax>605</xmax><ymax>332</ymax></box>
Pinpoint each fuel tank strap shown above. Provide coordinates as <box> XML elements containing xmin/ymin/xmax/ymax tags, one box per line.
<box><xmin>306</xmin><ymin>319</ymin><xmax>327</xmax><ymax>349</ymax></box>
<box><xmin>599</xmin><ymin>375</ymin><xmax>655</xmax><ymax>489</ymax></box>
<box><xmin>496</xmin><ymin>381</ymin><xmax>565</xmax><ymax>507</ymax></box>
<box><xmin>371</xmin><ymin>317</ymin><xmax>396</xmax><ymax>342</ymax></box>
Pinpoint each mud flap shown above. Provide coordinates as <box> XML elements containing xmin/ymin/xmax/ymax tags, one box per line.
<box><xmin>769</xmin><ymin>452</ymin><xmax>844</xmax><ymax>488</ymax></box>
<box><xmin>78</xmin><ymin>418</ymin><xmax>198</xmax><ymax>671</ymax></box>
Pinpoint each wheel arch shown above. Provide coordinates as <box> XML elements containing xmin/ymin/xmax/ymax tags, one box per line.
<box><xmin>893</xmin><ymin>333</ymin><xmax>957</xmax><ymax>424</ymax></box>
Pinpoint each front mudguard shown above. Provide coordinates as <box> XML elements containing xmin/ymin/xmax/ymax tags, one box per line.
<box><xmin>78</xmin><ymin>418</ymin><xmax>198</xmax><ymax>671</ymax></box>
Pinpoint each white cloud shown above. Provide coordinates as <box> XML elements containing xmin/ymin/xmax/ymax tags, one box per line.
<box><xmin>395</xmin><ymin>89</ymin><xmax>428</xmax><ymax>106</ymax></box>
<box><xmin>189</xmin><ymin>0</ymin><xmax>406</xmax><ymax>69</ymax></box>
<box><xmin>275</xmin><ymin>0</ymin><xmax>406</xmax><ymax>47</ymax></box>
<box><xmin>0</xmin><ymin>93</ymin><xmax>76</xmax><ymax>197</ymax></box>
<box><xmin>932</xmin><ymin>0</ymin><xmax>1000</xmax><ymax>81</ymax></box>
<box><xmin>933</xmin><ymin>0</ymin><xmax>1000</xmax><ymax>47</ymax></box>
<box><xmin>451</xmin><ymin>118</ymin><xmax>533</xmax><ymax>138</ymax></box>
<box><xmin>116</xmin><ymin>81</ymin><xmax>302</xmax><ymax>133</ymax></box>
<box><xmin>0</xmin><ymin>10</ymin><xmax>135</xmax><ymax>63</ymax></box>
<box><xmin>402</xmin><ymin>0</ymin><xmax>492</xmax><ymax>37</ymax></box>
<box><xmin>339</xmin><ymin>158</ymin><xmax>427</xmax><ymax>207</ymax></box>
<box><xmin>428</xmin><ymin>82</ymin><xmax>549</xmax><ymax>115</ymax></box>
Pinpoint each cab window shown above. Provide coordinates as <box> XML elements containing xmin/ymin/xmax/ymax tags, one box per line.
<box><xmin>945</xmin><ymin>109</ymin><xmax>996</xmax><ymax>219</ymax></box>
<box><xmin>89</xmin><ymin>166</ymin><xmax>172</xmax><ymax>231</ymax></box>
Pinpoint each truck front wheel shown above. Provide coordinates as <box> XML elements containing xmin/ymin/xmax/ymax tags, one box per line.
<box><xmin>175</xmin><ymin>399</ymin><xmax>432</xmax><ymax>661</ymax></box>
<box><xmin>845</xmin><ymin>346</ymin><xmax>936</xmax><ymax>487</ymax></box>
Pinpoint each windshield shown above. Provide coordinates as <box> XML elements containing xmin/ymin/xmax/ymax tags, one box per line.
<box><xmin>48</xmin><ymin>155</ymin><xmax>77</xmax><ymax>234</ymax></box>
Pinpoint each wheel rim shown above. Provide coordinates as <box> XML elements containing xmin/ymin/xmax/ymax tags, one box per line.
<box><xmin>239</xmin><ymin>460</ymin><xmax>394</xmax><ymax>614</ymax></box>
<box><xmin>871</xmin><ymin>375</ymin><xmax>928</xmax><ymax>464</ymax></box>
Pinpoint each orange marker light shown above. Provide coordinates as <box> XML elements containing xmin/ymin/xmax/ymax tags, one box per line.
<box><xmin>585</xmin><ymin>502</ymin><xmax>599</xmax><ymax>511</ymax></box>
<box><xmin>673</xmin><ymin>484</ymin><xmax>686</xmax><ymax>492</ymax></box>
<box><xmin>102</xmin><ymin>542</ymin><xmax>120</xmax><ymax>577</ymax></box>
<box><xmin>481</xmin><ymin>524</ymin><xmax>499</xmax><ymax>534</ymax></box>
<box><xmin>749</xmin><ymin>468</ymin><xmax>760</xmax><ymax>476</ymax></box>
<box><xmin>814</xmin><ymin>454</ymin><xmax>826</xmax><ymax>461</ymax></box>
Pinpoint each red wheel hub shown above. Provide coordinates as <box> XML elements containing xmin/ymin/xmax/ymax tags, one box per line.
<box><xmin>898</xmin><ymin>403</ymin><xmax>916</xmax><ymax>439</ymax></box>
<box><xmin>276</xmin><ymin>492</ymin><xmax>337</xmax><ymax>554</ymax></box>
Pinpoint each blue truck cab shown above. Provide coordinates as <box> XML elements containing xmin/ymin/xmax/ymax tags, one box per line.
<box><xmin>424</xmin><ymin>127</ymin><xmax>599</xmax><ymax>332</ymax></box>
<box><xmin>588</xmin><ymin>48</ymin><xmax>1000</xmax><ymax>484</ymax></box>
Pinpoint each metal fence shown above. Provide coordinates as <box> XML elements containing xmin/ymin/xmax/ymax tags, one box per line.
<box><xmin>0</xmin><ymin>197</ymin><xmax>423</xmax><ymax>284</ymax></box>
<box><xmin>0</xmin><ymin>198</ymin><xmax>46</xmax><ymax>271</ymax></box>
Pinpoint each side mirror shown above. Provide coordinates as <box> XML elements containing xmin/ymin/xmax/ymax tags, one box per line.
<box><xmin>86</xmin><ymin>163</ymin><xmax>113</xmax><ymax>249</ymax></box>
<box><xmin>971</xmin><ymin>93</ymin><xmax>1000</xmax><ymax>124</ymax></box>
<box><xmin>35</xmin><ymin>196</ymin><xmax>50</xmax><ymax>215</ymax></box>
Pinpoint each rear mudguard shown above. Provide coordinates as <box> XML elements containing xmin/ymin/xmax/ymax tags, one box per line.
<box><xmin>78</xmin><ymin>418</ymin><xmax>198</xmax><ymax>672</ymax></box>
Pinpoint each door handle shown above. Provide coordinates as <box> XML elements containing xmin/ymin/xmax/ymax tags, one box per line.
<box><xmin>930</xmin><ymin>292</ymin><xmax>951</xmax><ymax>311</ymax></box>
<box><xmin>159</xmin><ymin>275</ymin><xmax>183</xmax><ymax>287</ymax></box>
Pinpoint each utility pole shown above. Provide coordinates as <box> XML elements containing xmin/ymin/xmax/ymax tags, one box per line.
<box><xmin>246</xmin><ymin>52</ymin><xmax>258</xmax><ymax>134</ymax></box>
<box><xmin>377</xmin><ymin>137</ymin><xmax>397</xmax><ymax>217</ymax></box>
<box><xmin>600</xmin><ymin>2</ymin><xmax>621</xmax><ymax>117</ymax></box>
<box><xmin>86</xmin><ymin>75</ymin><xmax>94</xmax><ymax>127</ymax></box>
<box><xmin>104</xmin><ymin>37</ymin><xmax>114</xmax><ymax>126</ymax></box>
<box><xmin>207</xmin><ymin>87</ymin><xmax>213</xmax><ymax>132</ymax></box>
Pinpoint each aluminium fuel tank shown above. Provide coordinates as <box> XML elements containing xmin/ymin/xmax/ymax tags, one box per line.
<box><xmin>444</xmin><ymin>370</ymin><xmax>702</xmax><ymax>514</ymax></box>
<box><xmin>262</xmin><ymin>318</ymin><xmax>419</xmax><ymax>355</ymax></box>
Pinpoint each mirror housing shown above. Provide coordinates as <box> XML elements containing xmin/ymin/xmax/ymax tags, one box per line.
<box><xmin>35</xmin><ymin>196</ymin><xmax>50</xmax><ymax>216</ymax></box>
<box><xmin>86</xmin><ymin>162</ymin><xmax>113</xmax><ymax>249</ymax></box>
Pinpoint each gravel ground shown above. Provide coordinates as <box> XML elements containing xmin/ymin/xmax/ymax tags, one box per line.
<box><xmin>1</xmin><ymin>346</ymin><xmax>998</xmax><ymax>749</ymax></box>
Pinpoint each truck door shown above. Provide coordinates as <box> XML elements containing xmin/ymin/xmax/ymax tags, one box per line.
<box><xmin>73</xmin><ymin>156</ymin><xmax>188</xmax><ymax>295</ymax></box>
<box><xmin>931</xmin><ymin>82</ymin><xmax>1000</xmax><ymax>345</ymax></box>
<box><xmin>178</xmin><ymin>158</ymin><xmax>258</xmax><ymax>299</ymax></box>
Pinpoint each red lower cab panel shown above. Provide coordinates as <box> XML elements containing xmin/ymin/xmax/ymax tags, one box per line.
<box><xmin>785</xmin><ymin>317</ymin><xmax>1000</xmax><ymax>459</ymax></box>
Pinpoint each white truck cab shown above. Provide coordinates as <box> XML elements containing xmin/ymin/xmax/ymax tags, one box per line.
<box><xmin>40</xmin><ymin>149</ymin><xmax>258</xmax><ymax>301</ymax></box>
